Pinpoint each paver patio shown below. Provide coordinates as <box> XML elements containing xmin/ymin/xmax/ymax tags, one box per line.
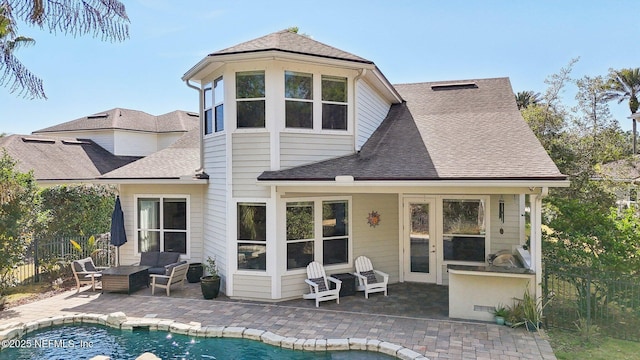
<box><xmin>0</xmin><ymin>282</ymin><xmax>556</xmax><ymax>359</ymax></box>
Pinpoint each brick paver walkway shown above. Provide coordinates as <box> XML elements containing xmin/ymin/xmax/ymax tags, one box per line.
<box><xmin>0</xmin><ymin>284</ymin><xmax>556</xmax><ymax>359</ymax></box>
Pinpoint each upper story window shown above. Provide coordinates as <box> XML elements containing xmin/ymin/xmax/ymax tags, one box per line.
<box><xmin>285</xmin><ymin>71</ymin><xmax>313</xmax><ymax>129</ymax></box>
<box><xmin>204</xmin><ymin>77</ymin><xmax>224</xmax><ymax>135</ymax></box>
<box><xmin>321</xmin><ymin>75</ymin><xmax>348</xmax><ymax>130</ymax></box>
<box><xmin>236</xmin><ymin>71</ymin><xmax>265</xmax><ymax>128</ymax></box>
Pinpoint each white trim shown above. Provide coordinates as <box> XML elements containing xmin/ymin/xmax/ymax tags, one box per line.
<box><xmin>258</xmin><ymin>179</ymin><xmax>570</xmax><ymax>188</ymax></box>
<box><xmin>133</xmin><ymin>194</ymin><xmax>191</xmax><ymax>259</ymax></box>
<box><xmin>48</xmin><ymin>179</ymin><xmax>208</xmax><ymax>185</ymax></box>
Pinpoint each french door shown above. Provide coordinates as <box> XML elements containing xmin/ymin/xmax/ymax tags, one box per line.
<box><xmin>403</xmin><ymin>198</ymin><xmax>437</xmax><ymax>283</ymax></box>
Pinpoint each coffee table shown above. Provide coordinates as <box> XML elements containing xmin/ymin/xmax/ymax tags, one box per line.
<box><xmin>101</xmin><ymin>266</ymin><xmax>151</xmax><ymax>294</ymax></box>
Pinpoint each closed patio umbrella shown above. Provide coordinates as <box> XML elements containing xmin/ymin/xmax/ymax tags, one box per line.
<box><xmin>110</xmin><ymin>195</ymin><xmax>127</xmax><ymax>266</ymax></box>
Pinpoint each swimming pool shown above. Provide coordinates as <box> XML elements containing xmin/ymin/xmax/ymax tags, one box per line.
<box><xmin>0</xmin><ymin>324</ymin><xmax>396</xmax><ymax>359</ymax></box>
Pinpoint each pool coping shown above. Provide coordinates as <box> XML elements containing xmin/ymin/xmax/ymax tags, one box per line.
<box><xmin>0</xmin><ymin>311</ymin><xmax>428</xmax><ymax>360</ymax></box>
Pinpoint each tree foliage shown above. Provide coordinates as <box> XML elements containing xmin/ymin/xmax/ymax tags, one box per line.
<box><xmin>0</xmin><ymin>0</ymin><xmax>129</xmax><ymax>99</ymax></box>
<box><xmin>38</xmin><ymin>184</ymin><xmax>115</xmax><ymax>238</ymax></box>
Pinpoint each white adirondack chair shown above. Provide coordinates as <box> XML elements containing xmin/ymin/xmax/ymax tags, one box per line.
<box><xmin>303</xmin><ymin>261</ymin><xmax>342</xmax><ymax>307</ymax></box>
<box><xmin>353</xmin><ymin>256</ymin><xmax>389</xmax><ymax>298</ymax></box>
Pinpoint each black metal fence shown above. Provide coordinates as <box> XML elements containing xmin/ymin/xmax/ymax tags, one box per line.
<box><xmin>7</xmin><ymin>234</ymin><xmax>114</xmax><ymax>286</ymax></box>
<box><xmin>543</xmin><ymin>263</ymin><xmax>640</xmax><ymax>342</ymax></box>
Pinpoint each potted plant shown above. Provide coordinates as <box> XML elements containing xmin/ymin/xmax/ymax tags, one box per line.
<box><xmin>492</xmin><ymin>304</ymin><xmax>508</xmax><ymax>325</ymax></box>
<box><xmin>200</xmin><ymin>257</ymin><xmax>221</xmax><ymax>299</ymax></box>
<box><xmin>505</xmin><ymin>302</ymin><xmax>522</xmax><ymax>327</ymax></box>
<box><xmin>513</xmin><ymin>286</ymin><xmax>553</xmax><ymax>331</ymax></box>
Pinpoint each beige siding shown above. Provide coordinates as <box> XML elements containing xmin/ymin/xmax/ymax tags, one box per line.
<box><xmin>114</xmin><ymin>130</ymin><xmax>158</xmax><ymax>156</ymax></box>
<box><xmin>232</xmin><ymin>133</ymin><xmax>271</xmax><ymax>198</ymax></box>
<box><xmin>280</xmin><ymin>133</ymin><xmax>353</xmax><ymax>170</ymax></box>
<box><xmin>117</xmin><ymin>184</ymin><xmax>205</xmax><ymax>266</ymax></box>
<box><xmin>356</xmin><ymin>80</ymin><xmax>391</xmax><ymax>150</ymax></box>
<box><xmin>39</xmin><ymin>130</ymin><xmax>115</xmax><ymax>154</ymax></box>
<box><xmin>281</xmin><ymin>273</ymin><xmax>309</xmax><ymax>300</ymax></box>
<box><xmin>352</xmin><ymin>193</ymin><xmax>400</xmax><ymax>283</ymax></box>
<box><xmin>157</xmin><ymin>133</ymin><xmax>184</xmax><ymax>150</ymax></box>
<box><xmin>489</xmin><ymin>194</ymin><xmax>521</xmax><ymax>253</ymax></box>
<box><xmin>232</xmin><ymin>274</ymin><xmax>272</xmax><ymax>300</ymax></box>
<box><xmin>203</xmin><ymin>135</ymin><xmax>228</xmax><ymax>282</ymax></box>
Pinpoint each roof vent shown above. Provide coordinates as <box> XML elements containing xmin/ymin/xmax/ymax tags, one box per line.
<box><xmin>187</xmin><ymin>112</ymin><xmax>199</xmax><ymax>117</ymax></box>
<box><xmin>431</xmin><ymin>82</ymin><xmax>478</xmax><ymax>91</ymax></box>
<box><xmin>87</xmin><ymin>113</ymin><xmax>108</xmax><ymax>119</ymax></box>
<box><xmin>62</xmin><ymin>139</ymin><xmax>90</xmax><ymax>145</ymax></box>
<box><xmin>22</xmin><ymin>137</ymin><xmax>56</xmax><ymax>144</ymax></box>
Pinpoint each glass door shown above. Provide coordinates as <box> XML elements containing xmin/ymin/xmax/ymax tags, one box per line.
<box><xmin>403</xmin><ymin>198</ymin><xmax>437</xmax><ymax>283</ymax></box>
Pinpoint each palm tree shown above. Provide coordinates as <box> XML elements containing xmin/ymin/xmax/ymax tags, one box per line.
<box><xmin>605</xmin><ymin>68</ymin><xmax>640</xmax><ymax>154</ymax></box>
<box><xmin>515</xmin><ymin>91</ymin><xmax>542</xmax><ymax>110</ymax></box>
<box><xmin>0</xmin><ymin>0</ymin><xmax>129</xmax><ymax>99</ymax></box>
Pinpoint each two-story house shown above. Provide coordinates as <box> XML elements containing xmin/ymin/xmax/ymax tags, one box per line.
<box><xmin>176</xmin><ymin>29</ymin><xmax>567</xmax><ymax>320</ymax></box>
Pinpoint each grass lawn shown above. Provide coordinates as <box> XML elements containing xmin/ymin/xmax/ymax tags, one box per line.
<box><xmin>549</xmin><ymin>328</ymin><xmax>640</xmax><ymax>360</ymax></box>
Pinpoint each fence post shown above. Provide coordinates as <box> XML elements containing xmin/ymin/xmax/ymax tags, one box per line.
<box><xmin>33</xmin><ymin>238</ymin><xmax>40</xmax><ymax>283</ymax></box>
<box><xmin>586</xmin><ymin>269</ymin><xmax>592</xmax><ymax>341</ymax></box>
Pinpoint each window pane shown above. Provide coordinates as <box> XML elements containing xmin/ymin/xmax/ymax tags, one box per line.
<box><xmin>204</xmin><ymin>109</ymin><xmax>213</xmax><ymax>135</ymax></box>
<box><xmin>138</xmin><ymin>230</ymin><xmax>159</xmax><ymax>252</ymax></box>
<box><xmin>214</xmin><ymin>77</ymin><xmax>224</xmax><ymax>104</ymax></box>
<box><xmin>163</xmin><ymin>198</ymin><xmax>186</xmax><ymax>230</ymax></box>
<box><xmin>285</xmin><ymin>71</ymin><xmax>312</xmax><ymax>100</ymax></box>
<box><xmin>138</xmin><ymin>198</ymin><xmax>160</xmax><ymax>229</ymax></box>
<box><xmin>237</xmin><ymin>100</ymin><xmax>265</xmax><ymax>128</ymax></box>
<box><xmin>164</xmin><ymin>232</ymin><xmax>187</xmax><ymax>254</ymax></box>
<box><xmin>236</xmin><ymin>71</ymin><xmax>265</xmax><ymax>98</ymax></box>
<box><xmin>287</xmin><ymin>241</ymin><xmax>314</xmax><ymax>270</ymax></box>
<box><xmin>443</xmin><ymin>235</ymin><xmax>485</xmax><ymax>261</ymax></box>
<box><xmin>443</xmin><ymin>199</ymin><xmax>485</xmax><ymax>235</ymax></box>
<box><xmin>286</xmin><ymin>202</ymin><xmax>314</xmax><ymax>240</ymax></box>
<box><xmin>285</xmin><ymin>101</ymin><xmax>313</xmax><ymax>128</ymax></box>
<box><xmin>323</xmin><ymin>200</ymin><xmax>348</xmax><ymax>237</ymax></box>
<box><xmin>238</xmin><ymin>244</ymin><xmax>266</xmax><ymax>270</ymax></box>
<box><xmin>323</xmin><ymin>238</ymin><xmax>348</xmax><ymax>265</ymax></box>
<box><xmin>322</xmin><ymin>76</ymin><xmax>347</xmax><ymax>102</ymax></box>
<box><xmin>238</xmin><ymin>203</ymin><xmax>266</xmax><ymax>241</ymax></box>
<box><xmin>215</xmin><ymin>104</ymin><xmax>224</xmax><ymax>132</ymax></box>
<box><xmin>322</xmin><ymin>103</ymin><xmax>347</xmax><ymax>130</ymax></box>
<box><xmin>203</xmin><ymin>83</ymin><xmax>212</xmax><ymax>108</ymax></box>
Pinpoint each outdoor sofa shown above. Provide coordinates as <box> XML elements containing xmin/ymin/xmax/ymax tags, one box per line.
<box><xmin>138</xmin><ymin>251</ymin><xmax>184</xmax><ymax>275</ymax></box>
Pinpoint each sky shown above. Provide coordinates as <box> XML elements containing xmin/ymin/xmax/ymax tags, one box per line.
<box><xmin>1</xmin><ymin>0</ymin><xmax>639</xmax><ymax>135</ymax></box>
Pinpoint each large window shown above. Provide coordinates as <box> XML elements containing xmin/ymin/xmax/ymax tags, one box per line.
<box><xmin>443</xmin><ymin>199</ymin><xmax>486</xmax><ymax>262</ymax></box>
<box><xmin>285</xmin><ymin>71</ymin><xmax>313</xmax><ymax>129</ymax></box>
<box><xmin>286</xmin><ymin>199</ymin><xmax>350</xmax><ymax>270</ymax></box>
<box><xmin>237</xmin><ymin>203</ymin><xmax>266</xmax><ymax>271</ymax></box>
<box><xmin>203</xmin><ymin>77</ymin><xmax>224</xmax><ymax>134</ymax></box>
<box><xmin>321</xmin><ymin>75</ymin><xmax>348</xmax><ymax>130</ymax></box>
<box><xmin>137</xmin><ymin>196</ymin><xmax>188</xmax><ymax>254</ymax></box>
<box><xmin>236</xmin><ymin>71</ymin><xmax>265</xmax><ymax>128</ymax></box>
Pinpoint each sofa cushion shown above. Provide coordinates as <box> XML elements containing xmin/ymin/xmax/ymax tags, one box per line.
<box><xmin>140</xmin><ymin>252</ymin><xmax>160</xmax><ymax>267</ymax></box>
<box><xmin>73</xmin><ymin>257</ymin><xmax>96</xmax><ymax>273</ymax></box>
<box><xmin>308</xmin><ymin>277</ymin><xmax>328</xmax><ymax>292</ymax></box>
<box><xmin>157</xmin><ymin>252</ymin><xmax>180</xmax><ymax>266</ymax></box>
<box><xmin>148</xmin><ymin>267</ymin><xmax>166</xmax><ymax>275</ymax></box>
<box><xmin>360</xmin><ymin>270</ymin><xmax>378</xmax><ymax>284</ymax></box>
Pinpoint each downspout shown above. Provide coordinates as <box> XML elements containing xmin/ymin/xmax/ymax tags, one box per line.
<box><xmin>185</xmin><ymin>79</ymin><xmax>205</xmax><ymax>176</ymax></box>
<box><xmin>353</xmin><ymin>68</ymin><xmax>366</xmax><ymax>152</ymax></box>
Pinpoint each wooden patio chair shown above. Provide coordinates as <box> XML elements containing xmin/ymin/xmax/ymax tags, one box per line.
<box><xmin>303</xmin><ymin>261</ymin><xmax>342</xmax><ymax>307</ymax></box>
<box><xmin>353</xmin><ymin>256</ymin><xmax>389</xmax><ymax>299</ymax></box>
<box><xmin>150</xmin><ymin>262</ymin><xmax>189</xmax><ymax>296</ymax></box>
<box><xmin>71</xmin><ymin>257</ymin><xmax>103</xmax><ymax>293</ymax></box>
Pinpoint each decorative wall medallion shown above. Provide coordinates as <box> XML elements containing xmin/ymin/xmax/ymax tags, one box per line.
<box><xmin>367</xmin><ymin>211</ymin><xmax>381</xmax><ymax>227</ymax></box>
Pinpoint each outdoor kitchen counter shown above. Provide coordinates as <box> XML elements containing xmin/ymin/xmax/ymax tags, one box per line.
<box><xmin>448</xmin><ymin>264</ymin><xmax>536</xmax><ymax>321</ymax></box>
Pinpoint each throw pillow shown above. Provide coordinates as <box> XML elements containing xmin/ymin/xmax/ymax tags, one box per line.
<box><xmin>360</xmin><ymin>270</ymin><xmax>378</xmax><ymax>284</ymax></box>
<box><xmin>308</xmin><ymin>277</ymin><xmax>328</xmax><ymax>292</ymax></box>
<box><xmin>83</xmin><ymin>258</ymin><xmax>97</xmax><ymax>272</ymax></box>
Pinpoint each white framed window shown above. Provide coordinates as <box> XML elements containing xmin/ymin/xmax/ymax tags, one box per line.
<box><xmin>285</xmin><ymin>71</ymin><xmax>313</xmax><ymax>129</ymax></box>
<box><xmin>135</xmin><ymin>195</ymin><xmax>189</xmax><ymax>255</ymax></box>
<box><xmin>204</xmin><ymin>77</ymin><xmax>225</xmax><ymax>135</ymax></box>
<box><xmin>236</xmin><ymin>71</ymin><xmax>265</xmax><ymax>128</ymax></box>
<box><xmin>285</xmin><ymin>197</ymin><xmax>351</xmax><ymax>270</ymax></box>
<box><xmin>442</xmin><ymin>197</ymin><xmax>487</xmax><ymax>262</ymax></box>
<box><xmin>237</xmin><ymin>202</ymin><xmax>267</xmax><ymax>271</ymax></box>
<box><xmin>321</xmin><ymin>75</ymin><xmax>348</xmax><ymax>130</ymax></box>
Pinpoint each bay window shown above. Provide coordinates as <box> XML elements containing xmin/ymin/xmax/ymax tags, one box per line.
<box><xmin>286</xmin><ymin>198</ymin><xmax>350</xmax><ymax>270</ymax></box>
<box><xmin>237</xmin><ymin>203</ymin><xmax>267</xmax><ymax>270</ymax></box>
<box><xmin>137</xmin><ymin>196</ymin><xmax>188</xmax><ymax>254</ymax></box>
<box><xmin>443</xmin><ymin>198</ymin><xmax>486</xmax><ymax>262</ymax></box>
<box><xmin>203</xmin><ymin>77</ymin><xmax>224</xmax><ymax>134</ymax></box>
<box><xmin>236</xmin><ymin>71</ymin><xmax>265</xmax><ymax>128</ymax></box>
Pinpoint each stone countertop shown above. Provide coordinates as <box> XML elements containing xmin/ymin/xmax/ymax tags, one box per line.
<box><xmin>447</xmin><ymin>264</ymin><xmax>535</xmax><ymax>275</ymax></box>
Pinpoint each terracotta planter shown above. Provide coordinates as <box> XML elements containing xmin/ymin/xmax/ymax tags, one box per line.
<box><xmin>200</xmin><ymin>276</ymin><xmax>220</xmax><ymax>299</ymax></box>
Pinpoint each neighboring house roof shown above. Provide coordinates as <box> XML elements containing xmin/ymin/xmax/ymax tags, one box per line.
<box><xmin>99</xmin><ymin>128</ymin><xmax>200</xmax><ymax>180</ymax></box>
<box><xmin>0</xmin><ymin>135</ymin><xmax>140</xmax><ymax>181</ymax></box>
<box><xmin>259</xmin><ymin>77</ymin><xmax>566</xmax><ymax>182</ymax></box>
<box><xmin>209</xmin><ymin>29</ymin><xmax>372</xmax><ymax>64</ymax></box>
<box><xmin>32</xmin><ymin>108</ymin><xmax>199</xmax><ymax>134</ymax></box>
<box><xmin>596</xmin><ymin>156</ymin><xmax>640</xmax><ymax>181</ymax></box>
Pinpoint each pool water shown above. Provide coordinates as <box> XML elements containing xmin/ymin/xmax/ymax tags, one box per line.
<box><xmin>0</xmin><ymin>325</ymin><xmax>395</xmax><ymax>359</ymax></box>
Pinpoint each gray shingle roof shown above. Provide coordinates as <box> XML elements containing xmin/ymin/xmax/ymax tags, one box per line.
<box><xmin>209</xmin><ymin>29</ymin><xmax>372</xmax><ymax>64</ymax></box>
<box><xmin>259</xmin><ymin>77</ymin><xmax>566</xmax><ymax>182</ymax></box>
<box><xmin>597</xmin><ymin>155</ymin><xmax>640</xmax><ymax>181</ymax></box>
<box><xmin>33</xmin><ymin>108</ymin><xmax>199</xmax><ymax>134</ymax></box>
<box><xmin>0</xmin><ymin>135</ymin><xmax>140</xmax><ymax>181</ymax></box>
<box><xmin>99</xmin><ymin>128</ymin><xmax>200</xmax><ymax>179</ymax></box>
